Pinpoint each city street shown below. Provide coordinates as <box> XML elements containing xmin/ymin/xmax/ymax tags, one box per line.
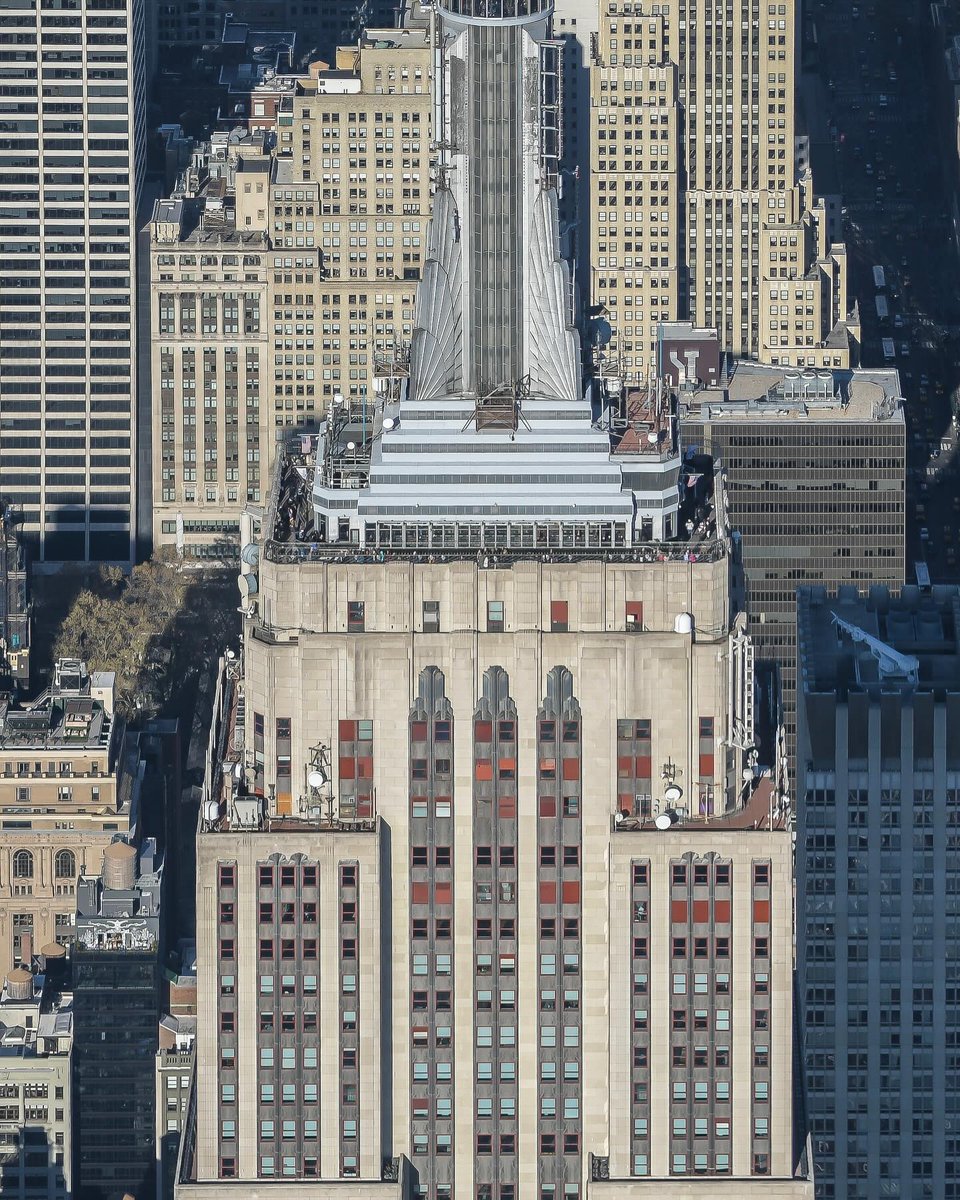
<box><xmin>811</xmin><ymin>0</ymin><xmax>960</xmax><ymax>581</ymax></box>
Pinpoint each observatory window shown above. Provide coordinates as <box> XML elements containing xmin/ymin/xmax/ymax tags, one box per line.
<box><xmin>347</xmin><ymin>600</ymin><xmax>365</xmax><ymax>631</ymax></box>
<box><xmin>422</xmin><ymin>600</ymin><xmax>440</xmax><ymax>633</ymax></box>
<box><xmin>486</xmin><ymin>601</ymin><xmax>504</xmax><ymax>633</ymax></box>
<box><xmin>550</xmin><ymin>600</ymin><xmax>569</xmax><ymax>632</ymax></box>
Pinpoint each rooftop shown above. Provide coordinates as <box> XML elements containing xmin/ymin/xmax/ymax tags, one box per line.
<box><xmin>680</xmin><ymin>360</ymin><xmax>905</xmax><ymax>424</ymax></box>
<box><xmin>0</xmin><ymin>660</ymin><xmax>115</xmax><ymax>753</ymax></box>
<box><xmin>798</xmin><ymin>585</ymin><xmax>960</xmax><ymax>697</ymax></box>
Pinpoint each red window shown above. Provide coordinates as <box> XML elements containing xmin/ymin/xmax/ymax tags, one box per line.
<box><xmin>474</xmin><ymin>720</ymin><xmax>492</xmax><ymax>742</ymax></box>
<box><xmin>671</xmin><ymin>900</ymin><xmax>687</xmax><ymax>923</ymax></box>
<box><xmin>357</xmin><ymin>756</ymin><xmax>373</xmax><ymax>779</ymax></box>
<box><xmin>475</xmin><ymin>760</ymin><xmax>493</xmax><ymax>782</ymax></box>
<box><xmin>550</xmin><ymin>600</ymin><xmax>569</xmax><ymax>632</ymax></box>
<box><xmin>635</xmin><ymin>754</ymin><xmax>652</xmax><ymax>776</ymax></box>
<box><xmin>562</xmin><ymin>757</ymin><xmax>580</xmax><ymax>781</ymax></box>
<box><xmin>699</xmin><ymin>753</ymin><xmax>714</xmax><ymax>777</ymax></box>
<box><xmin>714</xmin><ymin>899</ymin><xmax>731</xmax><ymax>923</ymax></box>
<box><xmin>411</xmin><ymin>882</ymin><xmax>429</xmax><ymax>904</ymax></box>
<box><xmin>625</xmin><ymin>600</ymin><xmax>643</xmax><ymax>630</ymax></box>
<box><xmin>498</xmin><ymin>795</ymin><xmax>516</xmax><ymax>819</ymax></box>
<box><xmin>339</xmin><ymin>720</ymin><xmax>357</xmax><ymax>740</ymax></box>
<box><xmin>539</xmin><ymin>758</ymin><xmax>557</xmax><ymax>778</ymax></box>
<box><xmin>539</xmin><ymin>881</ymin><xmax>557</xmax><ymax>904</ymax></box>
<box><xmin>339</xmin><ymin>757</ymin><xmax>356</xmax><ymax>779</ymax></box>
<box><xmin>410</xmin><ymin>720</ymin><xmax>428</xmax><ymax>741</ymax></box>
<box><xmin>617</xmin><ymin>755</ymin><xmax>634</xmax><ymax>777</ymax></box>
<box><xmin>498</xmin><ymin>757</ymin><xmax>516</xmax><ymax>777</ymax></box>
<box><xmin>435</xmin><ymin>882</ymin><xmax>452</xmax><ymax>904</ymax></box>
<box><xmin>754</xmin><ymin>899</ymin><xmax>771</xmax><ymax>922</ymax></box>
<box><xmin>561</xmin><ymin>881</ymin><xmax>580</xmax><ymax>905</ymax></box>
<box><xmin>692</xmin><ymin>899</ymin><xmax>710</xmax><ymax>924</ymax></box>
<box><xmin>539</xmin><ymin>795</ymin><xmax>557</xmax><ymax>817</ymax></box>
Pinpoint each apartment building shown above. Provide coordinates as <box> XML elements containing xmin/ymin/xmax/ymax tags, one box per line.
<box><xmin>0</xmin><ymin>0</ymin><xmax>145</xmax><ymax>563</ymax></box>
<box><xmin>0</xmin><ymin>963</ymin><xmax>73</xmax><ymax>1200</ymax></box>
<box><xmin>670</xmin><ymin>325</ymin><xmax>906</xmax><ymax>748</ymax></box>
<box><xmin>0</xmin><ymin>659</ymin><xmax>143</xmax><ymax>979</ymax></box>
<box><xmin>796</xmin><ymin>586</ymin><xmax>960</xmax><ymax>1200</ymax></box>
<box><xmin>150</xmin><ymin>31</ymin><xmax>432</xmax><ymax>558</ymax></box>
<box><xmin>585</xmin><ymin>0</ymin><xmax>857</xmax><ymax>374</ymax></box>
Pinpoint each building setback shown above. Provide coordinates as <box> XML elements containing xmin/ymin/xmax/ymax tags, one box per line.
<box><xmin>557</xmin><ymin>0</ymin><xmax>856</xmax><ymax>373</ymax></box>
<box><xmin>0</xmin><ymin>0</ymin><xmax>144</xmax><ymax>564</ymax></box>
<box><xmin>796</xmin><ymin>585</ymin><xmax>960</xmax><ymax>1200</ymax></box>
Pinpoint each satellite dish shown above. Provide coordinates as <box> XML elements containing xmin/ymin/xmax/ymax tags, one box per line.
<box><xmin>225</xmin><ymin>649</ymin><xmax>236</xmax><ymax>660</ymax></box>
<box><xmin>333</xmin><ymin>392</ymin><xmax>345</xmax><ymax>405</ymax></box>
<box><xmin>203</xmin><ymin>800</ymin><xmax>221</xmax><ymax>823</ymax></box>
<box><xmin>742</xmin><ymin>767</ymin><xmax>755</xmax><ymax>782</ymax></box>
<box><xmin>646</xmin><ymin>430</ymin><xmax>659</xmax><ymax>444</ymax></box>
<box><xmin>655</xmin><ymin>811</ymin><xmax>676</xmax><ymax>831</ymax></box>
<box><xmin>614</xmin><ymin>810</ymin><xmax>625</xmax><ymax>825</ymax></box>
<box><xmin>664</xmin><ymin>784</ymin><xmax>683</xmax><ymax>804</ymax></box>
<box><xmin>382</xmin><ymin>416</ymin><xmax>396</xmax><ymax>431</ymax></box>
<box><xmin>346</xmin><ymin>441</ymin><xmax>357</xmax><ymax>451</ymax></box>
<box><xmin>307</xmin><ymin>769</ymin><xmax>327</xmax><ymax>789</ymax></box>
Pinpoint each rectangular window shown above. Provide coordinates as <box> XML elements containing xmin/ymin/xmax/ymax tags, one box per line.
<box><xmin>625</xmin><ymin>599</ymin><xmax>643</xmax><ymax>630</ymax></box>
<box><xmin>486</xmin><ymin>600</ymin><xmax>505</xmax><ymax>632</ymax></box>
<box><xmin>550</xmin><ymin>600</ymin><xmax>569</xmax><ymax>632</ymax></box>
<box><xmin>423</xmin><ymin>600</ymin><xmax>440</xmax><ymax>633</ymax></box>
<box><xmin>347</xmin><ymin>600</ymin><xmax>365</xmax><ymax>631</ymax></box>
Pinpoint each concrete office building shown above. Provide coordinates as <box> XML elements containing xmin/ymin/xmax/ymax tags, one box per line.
<box><xmin>0</xmin><ymin>0</ymin><xmax>145</xmax><ymax>563</ymax></box>
<box><xmin>150</xmin><ymin>29</ymin><xmax>432</xmax><ymax>558</ymax></box>
<box><xmin>796</xmin><ymin>585</ymin><xmax>960</xmax><ymax>1200</ymax></box>
<box><xmin>582</xmin><ymin>0</ymin><xmax>857</xmax><ymax>376</ymax></box>
<box><xmin>177</xmin><ymin>2</ymin><xmax>811</xmax><ymax>1196</ymax></box>
<box><xmin>73</xmin><ymin>839</ymin><xmax>163</xmax><ymax>1200</ymax></box>
<box><xmin>0</xmin><ymin>660</ymin><xmax>144</xmax><ymax>980</ymax></box>
<box><xmin>0</xmin><ymin>963</ymin><xmax>73</xmax><ymax>1200</ymax></box>
<box><xmin>670</xmin><ymin>326</ymin><xmax>906</xmax><ymax>746</ymax></box>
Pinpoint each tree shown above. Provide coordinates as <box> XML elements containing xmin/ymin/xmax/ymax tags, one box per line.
<box><xmin>54</xmin><ymin>560</ymin><xmax>187</xmax><ymax>719</ymax></box>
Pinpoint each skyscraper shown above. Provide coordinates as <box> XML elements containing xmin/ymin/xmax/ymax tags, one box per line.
<box><xmin>797</xmin><ymin>585</ymin><xmax>960</xmax><ymax>1200</ymax></box>
<box><xmin>73</xmin><ymin>840</ymin><xmax>163</xmax><ymax>1200</ymax></box>
<box><xmin>0</xmin><ymin>0</ymin><xmax>145</xmax><ymax>563</ymax></box>
<box><xmin>175</xmin><ymin>3</ymin><xmax>812</xmax><ymax>1197</ymax></box>
<box><xmin>671</xmin><ymin>329</ymin><xmax>906</xmax><ymax>748</ymax></box>
<box><xmin>578</xmin><ymin>0</ymin><xmax>857</xmax><ymax>376</ymax></box>
<box><xmin>149</xmin><ymin>29</ymin><xmax>432</xmax><ymax>559</ymax></box>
